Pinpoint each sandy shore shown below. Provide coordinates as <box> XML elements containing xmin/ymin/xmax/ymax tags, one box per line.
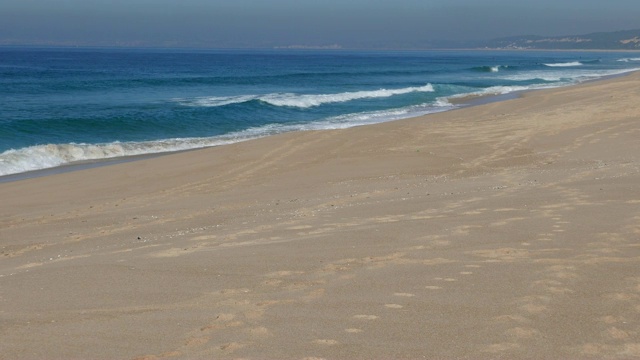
<box><xmin>2</xmin><ymin>72</ymin><xmax>640</xmax><ymax>359</ymax></box>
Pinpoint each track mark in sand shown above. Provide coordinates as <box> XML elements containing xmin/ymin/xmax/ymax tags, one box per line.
<box><xmin>218</xmin><ymin>342</ymin><xmax>244</xmax><ymax>352</ymax></box>
<box><xmin>531</xmin><ymin>279</ymin><xmax>574</xmax><ymax>295</ymax></box>
<box><xmin>505</xmin><ymin>327</ymin><xmax>541</xmax><ymax>339</ymax></box>
<box><xmin>494</xmin><ymin>314</ymin><xmax>531</xmax><ymax>324</ymax></box>
<box><xmin>263</xmin><ymin>279</ymin><xmax>283</xmax><ymax>286</ymax></box>
<box><xmin>603</xmin><ymin>327</ymin><xmax>630</xmax><ymax>340</ymax></box>
<box><xmin>247</xmin><ymin>326</ymin><xmax>271</xmax><ymax>337</ymax></box>
<box><xmin>517</xmin><ymin>295</ymin><xmax>550</xmax><ymax>314</ymax></box>
<box><xmin>598</xmin><ymin>315</ymin><xmax>627</xmax><ymax>324</ymax></box>
<box><xmin>133</xmin><ymin>353</ymin><xmax>180</xmax><ymax>360</ymax></box>
<box><xmin>353</xmin><ymin>314</ymin><xmax>378</xmax><ymax>320</ymax></box>
<box><xmin>266</xmin><ymin>270</ymin><xmax>305</xmax><ymax>277</ymax></box>
<box><xmin>345</xmin><ymin>328</ymin><xmax>363</xmax><ymax>333</ymax></box>
<box><xmin>286</xmin><ymin>225</ymin><xmax>314</xmax><ymax>230</ymax></box>
<box><xmin>1</xmin><ymin>243</ymin><xmax>48</xmax><ymax>258</ymax></box>
<box><xmin>482</xmin><ymin>343</ymin><xmax>520</xmax><ymax>353</ymax></box>
<box><xmin>572</xmin><ymin>343</ymin><xmax>640</xmax><ymax>357</ymax></box>
<box><xmin>470</xmin><ymin>248</ymin><xmax>530</xmax><ymax>262</ymax></box>
<box><xmin>544</xmin><ymin>265</ymin><xmax>578</xmax><ymax>280</ymax></box>
<box><xmin>393</xmin><ymin>292</ymin><xmax>415</xmax><ymax>297</ymax></box>
<box><xmin>184</xmin><ymin>337</ymin><xmax>209</xmax><ymax>347</ymax></box>
<box><xmin>385</xmin><ymin>304</ymin><xmax>403</xmax><ymax>309</ymax></box>
<box><xmin>200</xmin><ymin>313</ymin><xmax>242</xmax><ymax>332</ymax></box>
<box><xmin>313</xmin><ymin>339</ymin><xmax>339</xmax><ymax>346</ymax></box>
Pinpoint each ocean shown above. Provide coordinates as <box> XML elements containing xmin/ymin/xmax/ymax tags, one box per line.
<box><xmin>1</xmin><ymin>47</ymin><xmax>639</xmax><ymax>178</ymax></box>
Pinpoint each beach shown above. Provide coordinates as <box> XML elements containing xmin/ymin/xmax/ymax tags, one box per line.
<box><xmin>1</xmin><ymin>71</ymin><xmax>640</xmax><ymax>358</ymax></box>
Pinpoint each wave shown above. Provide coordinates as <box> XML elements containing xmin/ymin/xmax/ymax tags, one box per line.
<box><xmin>617</xmin><ymin>58</ymin><xmax>640</xmax><ymax>62</ymax></box>
<box><xmin>175</xmin><ymin>84</ymin><xmax>435</xmax><ymax>109</ymax></box>
<box><xmin>0</xmin><ymin>99</ymin><xmax>456</xmax><ymax>177</ymax></box>
<box><xmin>0</xmin><ymin>139</ymin><xmax>237</xmax><ymax>176</ymax></box>
<box><xmin>471</xmin><ymin>65</ymin><xmax>510</xmax><ymax>73</ymax></box>
<box><xmin>448</xmin><ymin>66</ymin><xmax>640</xmax><ymax>104</ymax></box>
<box><xmin>543</xmin><ymin>62</ymin><xmax>583</xmax><ymax>67</ymax></box>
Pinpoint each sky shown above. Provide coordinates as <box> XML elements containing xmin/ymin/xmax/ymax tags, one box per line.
<box><xmin>1</xmin><ymin>0</ymin><xmax>639</xmax><ymax>48</ymax></box>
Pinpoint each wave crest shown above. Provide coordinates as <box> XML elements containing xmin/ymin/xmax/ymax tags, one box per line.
<box><xmin>176</xmin><ymin>84</ymin><xmax>434</xmax><ymax>109</ymax></box>
<box><xmin>472</xmin><ymin>65</ymin><xmax>507</xmax><ymax>73</ymax></box>
<box><xmin>0</xmin><ymin>139</ymin><xmax>237</xmax><ymax>176</ymax></box>
<box><xmin>617</xmin><ymin>58</ymin><xmax>640</xmax><ymax>62</ymax></box>
<box><xmin>544</xmin><ymin>62</ymin><xmax>583</xmax><ymax>67</ymax></box>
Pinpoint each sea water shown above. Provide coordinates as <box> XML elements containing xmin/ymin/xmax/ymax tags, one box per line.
<box><xmin>1</xmin><ymin>47</ymin><xmax>639</xmax><ymax>177</ymax></box>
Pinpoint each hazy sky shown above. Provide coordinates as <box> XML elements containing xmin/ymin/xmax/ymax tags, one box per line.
<box><xmin>1</xmin><ymin>0</ymin><xmax>639</xmax><ymax>48</ymax></box>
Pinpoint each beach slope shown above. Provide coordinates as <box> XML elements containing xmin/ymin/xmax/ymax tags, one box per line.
<box><xmin>1</xmin><ymin>73</ymin><xmax>640</xmax><ymax>359</ymax></box>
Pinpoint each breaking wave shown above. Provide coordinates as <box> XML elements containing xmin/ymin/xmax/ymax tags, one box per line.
<box><xmin>176</xmin><ymin>84</ymin><xmax>435</xmax><ymax>109</ymax></box>
<box><xmin>471</xmin><ymin>65</ymin><xmax>510</xmax><ymax>73</ymax></box>
<box><xmin>0</xmin><ymin>139</ymin><xmax>237</xmax><ymax>176</ymax></box>
<box><xmin>617</xmin><ymin>58</ymin><xmax>640</xmax><ymax>62</ymax></box>
<box><xmin>543</xmin><ymin>62</ymin><xmax>583</xmax><ymax>67</ymax></box>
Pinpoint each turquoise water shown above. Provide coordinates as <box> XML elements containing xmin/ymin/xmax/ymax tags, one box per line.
<box><xmin>1</xmin><ymin>47</ymin><xmax>639</xmax><ymax>176</ymax></box>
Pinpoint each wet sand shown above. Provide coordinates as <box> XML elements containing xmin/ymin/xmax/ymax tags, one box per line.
<box><xmin>1</xmin><ymin>72</ymin><xmax>640</xmax><ymax>359</ymax></box>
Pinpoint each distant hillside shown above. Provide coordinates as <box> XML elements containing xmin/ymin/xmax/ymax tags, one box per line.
<box><xmin>480</xmin><ymin>29</ymin><xmax>640</xmax><ymax>50</ymax></box>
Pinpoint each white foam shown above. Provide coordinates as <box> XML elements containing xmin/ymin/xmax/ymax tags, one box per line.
<box><xmin>501</xmin><ymin>71</ymin><xmax>566</xmax><ymax>82</ymax></box>
<box><xmin>176</xmin><ymin>84</ymin><xmax>435</xmax><ymax>109</ymax></box>
<box><xmin>0</xmin><ymin>139</ymin><xmax>238</xmax><ymax>176</ymax></box>
<box><xmin>617</xmin><ymin>58</ymin><xmax>640</xmax><ymax>62</ymax></box>
<box><xmin>501</xmin><ymin>66</ymin><xmax>640</xmax><ymax>83</ymax></box>
<box><xmin>180</xmin><ymin>95</ymin><xmax>258</xmax><ymax>107</ymax></box>
<box><xmin>544</xmin><ymin>62</ymin><xmax>583</xmax><ymax>67</ymax></box>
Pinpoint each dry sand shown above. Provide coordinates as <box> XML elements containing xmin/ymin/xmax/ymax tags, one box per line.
<box><xmin>1</xmin><ymin>72</ymin><xmax>640</xmax><ymax>359</ymax></box>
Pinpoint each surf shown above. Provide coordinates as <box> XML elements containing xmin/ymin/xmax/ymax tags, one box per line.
<box><xmin>543</xmin><ymin>61</ymin><xmax>583</xmax><ymax>67</ymax></box>
<box><xmin>176</xmin><ymin>84</ymin><xmax>435</xmax><ymax>109</ymax></box>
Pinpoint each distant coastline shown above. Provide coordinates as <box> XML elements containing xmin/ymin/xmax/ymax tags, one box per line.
<box><xmin>3</xmin><ymin>29</ymin><xmax>640</xmax><ymax>51</ymax></box>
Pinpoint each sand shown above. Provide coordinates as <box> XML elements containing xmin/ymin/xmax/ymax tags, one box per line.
<box><xmin>1</xmin><ymin>72</ymin><xmax>640</xmax><ymax>359</ymax></box>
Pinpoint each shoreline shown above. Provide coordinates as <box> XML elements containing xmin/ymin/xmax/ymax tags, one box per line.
<box><xmin>2</xmin><ymin>69</ymin><xmax>635</xmax><ymax>184</ymax></box>
<box><xmin>1</xmin><ymin>68</ymin><xmax>640</xmax><ymax>359</ymax></box>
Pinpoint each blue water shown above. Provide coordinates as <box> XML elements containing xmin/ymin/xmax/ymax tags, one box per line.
<box><xmin>1</xmin><ymin>47</ymin><xmax>639</xmax><ymax>176</ymax></box>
